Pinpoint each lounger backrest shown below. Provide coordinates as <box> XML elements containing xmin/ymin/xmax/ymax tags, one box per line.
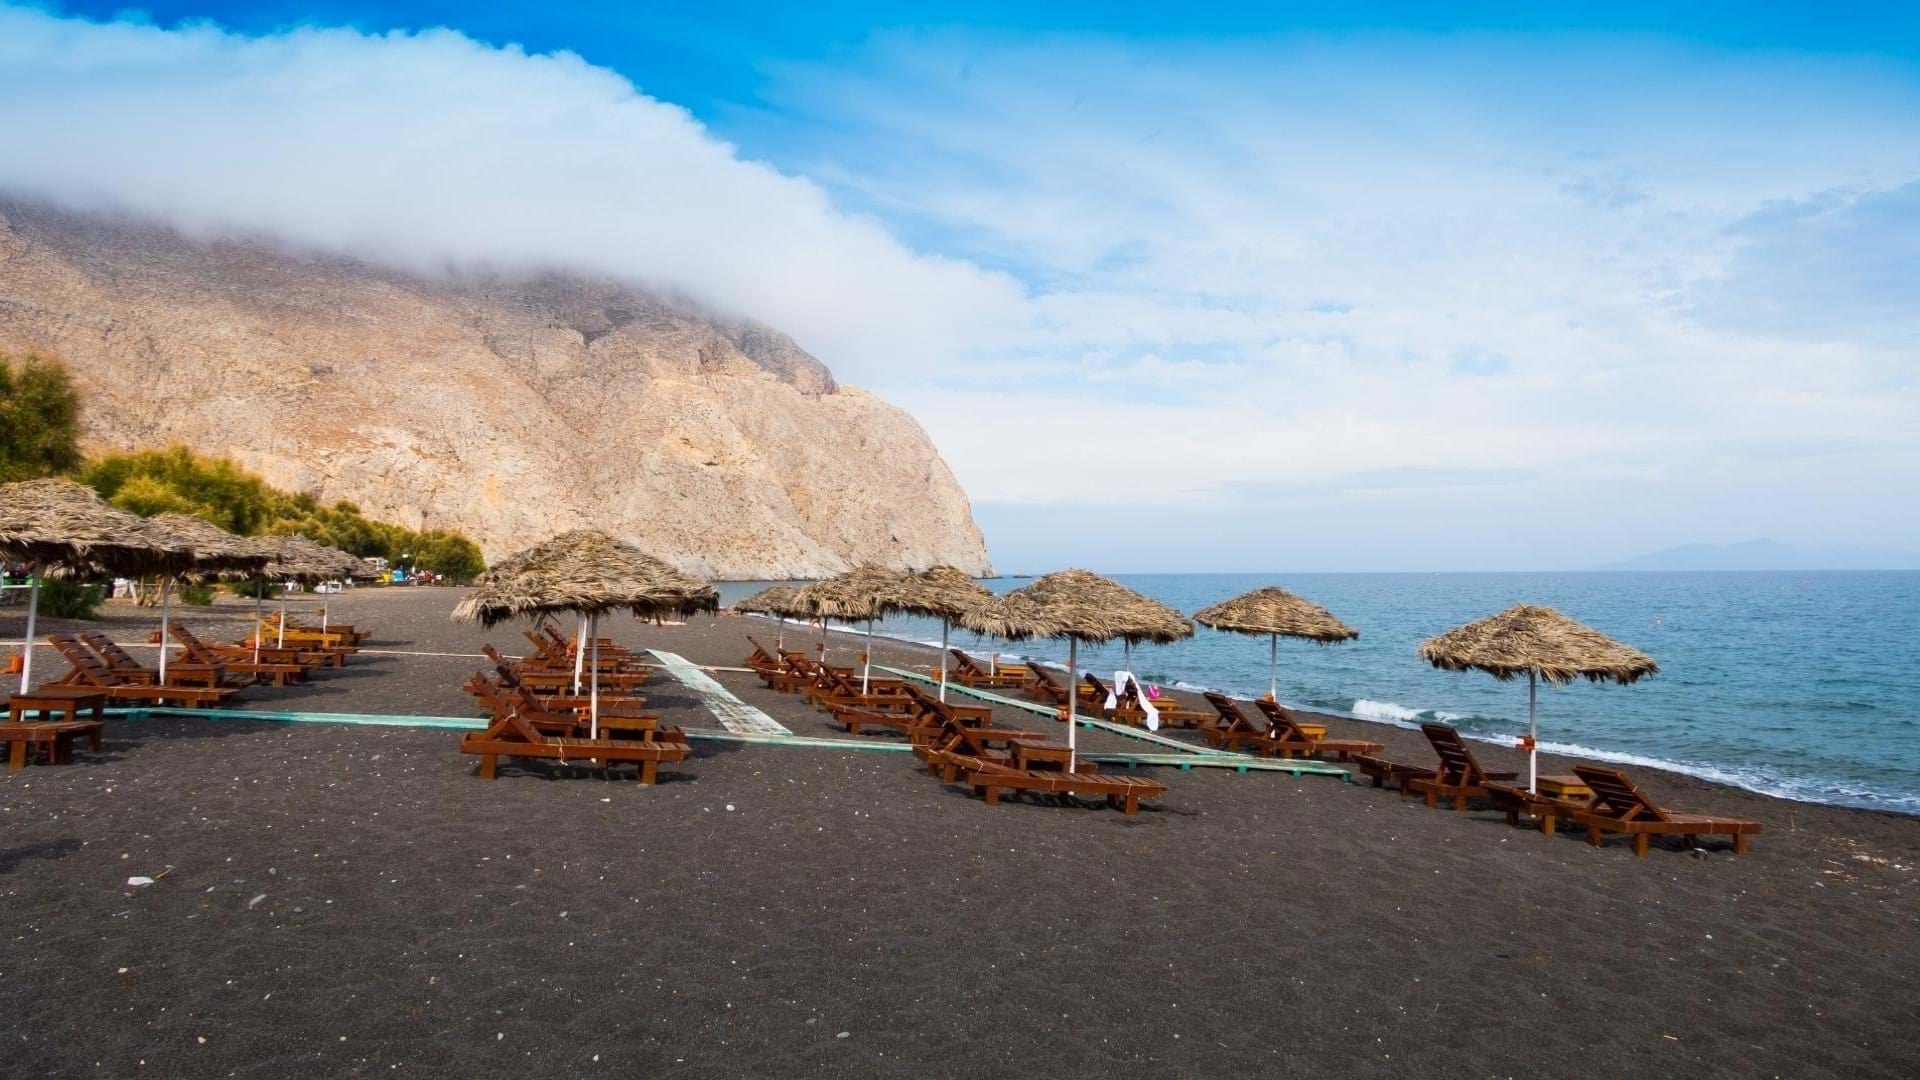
<box><xmin>47</xmin><ymin>634</ymin><xmax>123</xmax><ymax>686</ymax></box>
<box><xmin>503</xmin><ymin>707</ymin><xmax>550</xmax><ymax>745</ymax></box>
<box><xmin>1204</xmin><ymin>691</ymin><xmax>1261</xmax><ymax>734</ymax></box>
<box><xmin>1571</xmin><ymin>766</ymin><xmax>1669</xmax><ymax>822</ymax></box>
<box><xmin>1029</xmin><ymin>664</ymin><xmax>1059</xmax><ymax>689</ymax></box>
<box><xmin>1083</xmin><ymin>673</ymin><xmax>1108</xmax><ymax>698</ymax></box>
<box><xmin>1420</xmin><ymin>723</ymin><xmax>1493</xmax><ymax>784</ymax></box>
<box><xmin>948</xmin><ymin>649</ymin><xmax>982</xmax><ymax>674</ymax></box>
<box><xmin>168</xmin><ymin>625</ymin><xmax>217</xmax><ymax>664</ymax></box>
<box><xmin>80</xmin><ymin>631</ymin><xmax>143</xmax><ymax>674</ymax></box>
<box><xmin>1255</xmin><ymin>699</ymin><xmax>1311</xmax><ymax>742</ymax></box>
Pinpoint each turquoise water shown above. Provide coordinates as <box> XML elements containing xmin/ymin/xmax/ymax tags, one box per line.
<box><xmin>719</xmin><ymin>572</ymin><xmax>1920</xmax><ymax>814</ymax></box>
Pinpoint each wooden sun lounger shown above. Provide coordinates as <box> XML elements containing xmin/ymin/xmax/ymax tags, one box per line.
<box><xmin>806</xmin><ymin>669</ymin><xmax>911</xmax><ymax>711</ymax></box>
<box><xmin>45</xmin><ymin>634</ymin><xmax>238</xmax><ymax>707</ymax></box>
<box><xmin>169</xmin><ymin>626</ymin><xmax>307</xmax><ymax>686</ymax></box>
<box><xmin>1482</xmin><ymin>782</ymin><xmax>1591</xmax><ymax>835</ymax></box>
<box><xmin>1406</xmin><ymin>724</ymin><xmax>1520</xmax><ymax>810</ymax></box>
<box><xmin>1025</xmin><ymin>664</ymin><xmax>1071</xmax><ymax>706</ymax></box>
<box><xmin>948</xmin><ymin>650</ymin><xmax>1028</xmax><ymax>689</ymax></box>
<box><xmin>1199</xmin><ymin>692</ymin><xmax>1271</xmax><ymax>753</ymax></box>
<box><xmin>480</xmin><ymin>647</ymin><xmax>648</xmax><ymax>712</ymax></box>
<box><xmin>464</xmin><ymin>675</ymin><xmax>664</xmax><ymax>736</ymax></box>
<box><xmin>265</xmin><ymin>611</ymin><xmax>367</xmax><ymax>646</ymax></box>
<box><xmin>833</xmin><ymin>684</ymin><xmax>991</xmax><ymax>739</ymax></box>
<box><xmin>941</xmin><ymin>753</ymin><xmax>1167</xmax><ymax>815</ymax></box>
<box><xmin>1353</xmin><ymin>755</ymin><xmax>1436</xmax><ymax>793</ymax></box>
<box><xmin>1252</xmin><ymin>699</ymin><xmax>1384</xmax><ymax>761</ymax></box>
<box><xmin>255</xmin><ymin>616</ymin><xmax>357</xmax><ymax>653</ymax></box>
<box><xmin>458</xmin><ymin>707</ymin><xmax>690</xmax><ymax>783</ymax></box>
<box><xmin>80</xmin><ymin>630</ymin><xmax>232</xmax><ymax>689</ymax></box>
<box><xmin>1571</xmin><ymin>765</ymin><xmax>1761</xmax><ymax>857</ymax></box>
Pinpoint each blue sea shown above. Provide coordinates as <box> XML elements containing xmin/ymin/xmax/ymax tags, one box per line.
<box><xmin>718</xmin><ymin>572</ymin><xmax>1920</xmax><ymax>815</ymax></box>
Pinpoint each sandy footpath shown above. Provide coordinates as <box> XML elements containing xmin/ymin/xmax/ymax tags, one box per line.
<box><xmin>1</xmin><ymin>587</ymin><xmax>1916</xmax><ymax>1078</ymax></box>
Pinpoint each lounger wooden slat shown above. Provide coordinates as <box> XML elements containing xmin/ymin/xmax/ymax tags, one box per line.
<box><xmin>1251</xmin><ymin>699</ymin><xmax>1384</xmax><ymax>761</ymax></box>
<box><xmin>169</xmin><ymin>626</ymin><xmax>306</xmax><ymax>686</ymax></box>
<box><xmin>458</xmin><ymin>707</ymin><xmax>689</xmax><ymax>783</ymax></box>
<box><xmin>948</xmin><ymin>650</ymin><xmax>1029</xmax><ymax>689</ymax></box>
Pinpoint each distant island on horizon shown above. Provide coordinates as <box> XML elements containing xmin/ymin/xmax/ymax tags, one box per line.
<box><xmin>1596</xmin><ymin>539</ymin><xmax>1920</xmax><ymax>572</ymax></box>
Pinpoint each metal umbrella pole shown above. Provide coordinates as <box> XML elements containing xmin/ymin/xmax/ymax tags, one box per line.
<box><xmin>589</xmin><ymin>614</ymin><xmax>601</xmax><ymax>740</ymax></box>
<box><xmin>156</xmin><ymin>578</ymin><xmax>173</xmax><ymax>684</ymax></box>
<box><xmin>1528</xmin><ymin>670</ymin><xmax>1539</xmax><ymax>794</ymax></box>
<box><xmin>252</xmin><ymin>577</ymin><xmax>264</xmax><ymax>663</ymax></box>
<box><xmin>1268</xmin><ymin>632</ymin><xmax>1278</xmax><ymax>701</ymax></box>
<box><xmin>1066</xmin><ymin>638</ymin><xmax>1080</xmax><ymax>773</ymax></box>
<box><xmin>572</xmin><ymin>620</ymin><xmax>587</xmax><ymax>695</ymax></box>
<box><xmin>17</xmin><ymin>562</ymin><xmax>40</xmax><ymax>688</ymax></box>
<box><xmin>861</xmin><ymin>617</ymin><xmax>874</xmax><ymax>693</ymax></box>
<box><xmin>938</xmin><ymin>620</ymin><xmax>950</xmax><ymax>702</ymax></box>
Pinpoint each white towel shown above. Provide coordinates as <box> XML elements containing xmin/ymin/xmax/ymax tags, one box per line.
<box><xmin>1110</xmin><ymin>671</ymin><xmax>1159</xmax><ymax>731</ymax></box>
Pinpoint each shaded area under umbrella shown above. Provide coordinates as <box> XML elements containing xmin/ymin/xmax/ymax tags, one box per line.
<box><xmin>1419</xmin><ymin>604</ymin><xmax>1659</xmax><ymax>792</ymax></box>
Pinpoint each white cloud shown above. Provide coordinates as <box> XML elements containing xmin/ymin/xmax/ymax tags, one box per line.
<box><xmin>750</xmin><ymin>32</ymin><xmax>1920</xmax><ymax>565</ymax></box>
<box><xmin>0</xmin><ymin>4</ymin><xmax>1027</xmax><ymax>380</ymax></box>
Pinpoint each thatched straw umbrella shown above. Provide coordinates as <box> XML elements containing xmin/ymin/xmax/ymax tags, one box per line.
<box><xmin>795</xmin><ymin>564</ymin><xmax>909</xmax><ymax>693</ymax></box>
<box><xmin>887</xmin><ymin>566</ymin><xmax>997</xmax><ymax>702</ymax></box>
<box><xmin>1419</xmin><ymin>604</ymin><xmax>1659</xmax><ymax>792</ymax></box>
<box><xmin>1193</xmin><ymin>586</ymin><xmax>1359</xmax><ymax>703</ymax></box>
<box><xmin>453</xmin><ymin>530</ymin><xmax>718</xmax><ymax>736</ymax></box>
<box><xmin>960</xmin><ymin>569</ymin><xmax>1192</xmax><ymax>769</ymax></box>
<box><xmin>0</xmin><ymin>479</ymin><xmax>191</xmax><ymax>688</ymax></box>
<box><xmin>733</xmin><ymin>585</ymin><xmax>808</xmax><ymax>650</ymax></box>
<box><xmin>142</xmin><ymin>513</ymin><xmax>271</xmax><ymax>683</ymax></box>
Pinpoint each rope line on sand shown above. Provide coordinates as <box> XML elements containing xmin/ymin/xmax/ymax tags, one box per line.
<box><xmin>645</xmin><ymin>649</ymin><xmax>793</xmax><ymax>736</ymax></box>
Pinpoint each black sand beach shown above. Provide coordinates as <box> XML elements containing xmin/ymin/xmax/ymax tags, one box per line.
<box><xmin>3</xmin><ymin>588</ymin><xmax>1918</xmax><ymax>1077</ymax></box>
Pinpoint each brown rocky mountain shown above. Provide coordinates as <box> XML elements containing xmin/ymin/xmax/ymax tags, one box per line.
<box><xmin>0</xmin><ymin>200</ymin><xmax>992</xmax><ymax>579</ymax></box>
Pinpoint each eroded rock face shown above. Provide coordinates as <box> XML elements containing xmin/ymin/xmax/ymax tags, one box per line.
<box><xmin>0</xmin><ymin>200</ymin><xmax>992</xmax><ymax>578</ymax></box>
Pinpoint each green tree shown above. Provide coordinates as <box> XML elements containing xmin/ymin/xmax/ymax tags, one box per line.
<box><xmin>0</xmin><ymin>351</ymin><xmax>83</xmax><ymax>482</ymax></box>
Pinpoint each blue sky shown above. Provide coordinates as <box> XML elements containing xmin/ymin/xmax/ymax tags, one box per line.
<box><xmin>5</xmin><ymin>3</ymin><xmax>1918</xmax><ymax>571</ymax></box>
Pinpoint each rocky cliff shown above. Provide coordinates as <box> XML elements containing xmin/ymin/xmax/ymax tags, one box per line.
<box><xmin>0</xmin><ymin>201</ymin><xmax>992</xmax><ymax>578</ymax></box>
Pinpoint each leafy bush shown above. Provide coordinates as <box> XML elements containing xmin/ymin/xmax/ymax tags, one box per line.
<box><xmin>83</xmin><ymin>445</ymin><xmax>487</xmax><ymax>582</ymax></box>
<box><xmin>180</xmin><ymin>584</ymin><xmax>216</xmax><ymax>606</ymax></box>
<box><xmin>0</xmin><ymin>351</ymin><xmax>82</xmax><ymax>483</ymax></box>
<box><xmin>37</xmin><ymin>576</ymin><xmax>105</xmax><ymax>619</ymax></box>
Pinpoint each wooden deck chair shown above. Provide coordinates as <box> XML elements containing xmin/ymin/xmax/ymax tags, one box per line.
<box><xmin>948</xmin><ymin>649</ymin><xmax>1028</xmax><ymax>689</ymax></box>
<box><xmin>1025</xmin><ymin>664</ymin><xmax>1070</xmax><ymax>706</ymax></box>
<box><xmin>255</xmin><ymin>615</ymin><xmax>356</xmax><ymax>652</ymax></box>
<box><xmin>1570</xmin><ymin>765</ymin><xmax>1761</xmax><ymax>857</ymax></box>
<box><xmin>457</xmin><ymin>704</ymin><xmax>689</xmax><ymax>783</ymax></box>
<box><xmin>266</xmin><ymin>610</ymin><xmax>367</xmax><ymax>646</ymax></box>
<box><xmin>169</xmin><ymin>626</ymin><xmax>306</xmax><ymax>687</ymax></box>
<box><xmin>0</xmin><ymin>718</ymin><xmax>105</xmax><ymax>769</ymax></box>
<box><xmin>1482</xmin><ymin>782</ymin><xmax>1591</xmax><ymax>836</ymax></box>
<box><xmin>1407</xmin><ymin>724</ymin><xmax>1520</xmax><ymax>810</ymax></box>
<box><xmin>1252</xmin><ymin>699</ymin><xmax>1384</xmax><ymax>761</ymax></box>
<box><xmin>805</xmin><ymin>668</ymin><xmax>911</xmax><ymax>711</ymax></box>
<box><xmin>80</xmin><ymin>630</ymin><xmax>232</xmax><ymax>690</ymax></box>
<box><xmin>1198</xmin><ymin>692</ymin><xmax>1270</xmax><ymax>752</ymax></box>
<box><xmin>44</xmin><ymin>634</ymin><xmax>237</xmax><ymax>707</ymax></box>
<box><xmin>943</xmin><ymin>754</ymin><xmax>1168</xmax><ymax>815</ymax></box>
<box><xmin>1115</xmin><ymin>679</ymin><xmax>1209</xmax><ymax>729</ymax></box>
<box><xmin>481</xmin><ymin>646</ymin><xmax>648</xmax><ymax>712</ymax></box>
<box><xmin>1353</xmin><ymin>755</ymin><xmax>1436</xmax><ymax>794</ymax></box>
<box><xmin>464</xmin><ymin>674</ymin><xmax>671</xmax><ymax>740</ymax></box>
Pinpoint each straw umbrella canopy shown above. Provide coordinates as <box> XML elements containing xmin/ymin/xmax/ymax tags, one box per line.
<box><xmin>141</xmin><ymin>513</ymin><xmax>273</xmax><ymax>683</ymax></box>
<box><xmin>1193</xmin><ymin>586</ymin><xmax>1359</xmax><ymax>702</ymax></box>
<box><xmin>959</xmin><ymin>569</ymin><xmax>1192</xmax><ymax>769</ymax></box>
<box><xmin>887</xmin><ymin>565</ymin><xmax>998</xmax><ymax>702</ymax></box>
<box><xmin>733</xmin><ymin>585</ymin><xmax>808</xmax><ymax>650</ymax></box>
<box><xmin>795</xmin><ymin>563</ymin><xmax>910</xmax><ymax>692</ymax></box>
<box><xmin>1419</xmin><ymin>604</ymin><xmax>1659</xmax><ymax>792</ymax></box>
<box><xmin>0</xmin><ymin>478</ymin><xmax>193</xmax><ymax>688</ymax></box>
<box><xmin>452</xmin><ymin>530</ymin><xmax>719</xmax><ymax>737</ymax></box>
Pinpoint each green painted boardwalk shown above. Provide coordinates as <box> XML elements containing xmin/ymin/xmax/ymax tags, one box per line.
<box><xmin>646</xmin><ymin>649</ymin><xmax>793</xmax><ymax>736</ymax></box>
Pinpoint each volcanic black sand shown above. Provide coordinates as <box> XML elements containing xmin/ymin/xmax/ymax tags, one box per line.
<box><xmin>2</xmin><ymin>588</ymin><xmax>1917</xmax><ymax>1078</ymax></box>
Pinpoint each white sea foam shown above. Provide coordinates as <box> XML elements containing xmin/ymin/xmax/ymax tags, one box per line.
<box><xmin>1349</xmin><ymin>699</ymin><xmax>1424</xmax><ymax>725</ymax></box>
